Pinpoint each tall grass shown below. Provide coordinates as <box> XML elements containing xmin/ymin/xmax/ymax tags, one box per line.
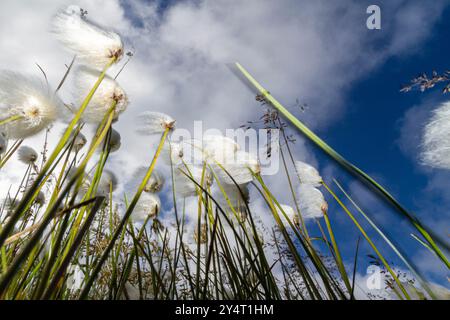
<box><xmin>0</xmin><ymin>51</ymin><xmax>447</xmax><ymax>301</ymax></box>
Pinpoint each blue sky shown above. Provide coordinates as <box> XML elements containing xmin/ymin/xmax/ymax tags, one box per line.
<box><xmin>0</xmin><ymin>0</ymin><xmax>448</xmax><ymax>294</ymax></box>
<box><xmin>303</xmin><ymin>3</ymin><xmax>450</xmax><ymax>285</ymax></box>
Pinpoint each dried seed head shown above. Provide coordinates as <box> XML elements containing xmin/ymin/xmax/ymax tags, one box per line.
<box><xmin>35</xmin><ymin>191</ymin><xmax>46</xmax><ymax>207</ymax></box>
<box><xmin>145</xmin><ymin>170</ymin><xmax>165</xmax><ymax>193</ymax></box>
<box><xmin>18</xmin><ymin>146</ymin><xmax>38</xmax><ymax>164</ymax></box>
<box><xmin>127</xmin><ymin>167</ymin><xmax>165</xmax><ymax>195</ymax></box>
<box><xmin>296</xmin><ymin>184</ymin><xmax>327</xmax><ymax>219</ymax></box>
<box><xmin>202</xmin><ymin>135</ymin><xmax>239</xmax><ymax>163</ymax></box>
<box><xmin>161</xmin><ymin>139</ymin><xmax>203</xmax><ymax>166</ymax></box>
<box><xmin>97</xmin><ymin>170</ymin><xmax>118</xmax><ymax>196</ymax></box>
<box><xmin>421</xmin><ymin>101</ymin><xmax>450</xmax><ymax>169</ymax></box>
<box><xmin>131</xmin><ymin>193</ymin><xmax>161</xmax><ymax>222</ymax></box>
<box><xmin>74</xmin><ymin>67</ymin><xmax>128</xmax><ymax>123</ymax></box>
<box><xmin>136</xmin><ymin>111</ymin><xmax>176</xmax><ymax>135</ymax></box>
<box><xmin>52</xmin><ymin>5</ymin><xmax>124</xmax><ymax>68</ymax></box>
<box><xmin>294</xmin><ymin>161</ymin><xmax>322</xmax><ymax>186</ymax></box>
<box><xmin>0</xmin><ymin>71</ymin><xmax>62</xmax><ymax>139</ymax></box>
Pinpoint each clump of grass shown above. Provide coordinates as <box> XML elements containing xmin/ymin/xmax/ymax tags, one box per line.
<box><xmin>0</xmin><ymin>6</ymin><xmax>447</xmax><ymax>301</ymax></box>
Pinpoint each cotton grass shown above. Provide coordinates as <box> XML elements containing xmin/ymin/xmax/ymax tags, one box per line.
<box><xmin>52</xmin><ymin>5</ymin><xmax>124</xmax><ymax>68</ymax></box>
<box><xmin>0</xmin><ymin>71</ymin><xmax>62</xmax><ymax>139</ymax></box>
<box><xmin>18</xmin><ymin>146</ymin><xmax>38</xmax><ymax>165</ymax></box>
<box><xmin>127</xmin><ymin>167</ymin><xmax>165</xmax><ymax>194</ymax></box>
<box><xmin>421</xmin><ymin>101</ymin><xmax>450</xmax><ymax>170</ymax></box>
<box><xmin>74</xmin><ymin>67</ymin><xmax>128</xmax><ymax>123</ymax></box>
<box><xmin>69</xmin><ymin>131</ymin><xmax>87</xmax><ymax>152</ymax></box>
<box><xmin>215</xmin><ymin>150</ymin><xmax>260</xmax><ymax>185</ymax></box>
<box><xmin>97</xmin><ymin>170</ymin><xmax>118</xmax><ymax>197</ymax></box>
<box><xmin>136</xmin><ymin>112</ymin><xmax>176</xmax><ymax>135</ymax></box>
<box><xmin>131</xmin><ymin>193</ymin><xmax>161</xmax><ymax>223</ymax></box>
<box><xmin>294</xmin><ymin>161</ymin><xmax>322</xmax><ymax>186</ymax></box>
<box><xmin>296</xmin><ymin>184</ymin><xmax>328</xmax><ymax>219</ymax></box>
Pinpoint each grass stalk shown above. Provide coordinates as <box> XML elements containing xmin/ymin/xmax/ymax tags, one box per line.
<box><xmin>234</xmin><ymin>62</ymin><xmax>449</xmax><ymax>268</ymax></box>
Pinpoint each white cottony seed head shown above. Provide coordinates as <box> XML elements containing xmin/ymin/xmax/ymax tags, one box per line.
<box><xmin>294</xmin><ymin>161</ymin><xmax>322</xmax><ymax>187</ymax></box>
<box><xmin>202</xmin><ymin>135</ymin><xmax>239</xmax><ymax>163</ymax></box>
<box><xmin>145</xmin><ymin>170</ymin><xmax>165</xmax><ymax>193</ymax></box>
<box><xmin>296</xmin><ymin>184</ymin><xmax>327</xmax><ymax>219</ymax></box>
<box><xmin>136</xmin><ymin>111</ymin><xmax>176</xmax><ymax>135</ymax></box>
<box><xmin>215</xmin><ymin>151</ymin><xmax>260</xmax><ymax>185</ymax></box>
<box><xmin>97</xmin><ymin>170</ymin><xmax>118</xmax><ymax>197</ymax></box>
<box><xmin>215</xmin><ymin>183</ymin><xmax>250</xmax><ymax>213</ymax></box>
<box><xmin>52</xmin><ymin>5</ymin><xmax>124</xmax><ymax>68</ymax></box>
<box><xmin>421</xmin><ymin>101</ymin><xmax>450</xmax><ymax>170</ymax></box>
<box><xmin>0</xmin><ymin>71</ymin><xmax>62</xmax><ymax>139</ymax></box>
<box><xmin>131</xmin><ymin>193</ymin><xmax>161</xmax><ymax>223</ymax></box>
<box><xmin>18</xmin><ymin>146</ymin><xmax>38</xmax><ymax>165</ymax></box>
<box><xmin>74</xmin><ymin>67</ymin><xmax>128</xmax><ymax>123</ymax></box>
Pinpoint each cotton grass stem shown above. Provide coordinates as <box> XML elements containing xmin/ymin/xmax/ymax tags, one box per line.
<box><xmin>322</xmin><ymin>182</ymin><xmax>411</xmax><ymax>299</ymax></box>
<box><xmin>0</xmin><ymin>57</ymin><xmax>116</xmax><ymax>250</ymax></box>
<box><xmin>79</xmin><ymin>127</ymin><xmax>170</xmax><ymax>299</ymax></box>
<box><xmin>0</xmin><ymin>114</ymin><xmax>23</xmax><ymax>127</ymax></box>
<box><xmin>234</xmin><ymin>62</ymin><xmax>449</xmax><ymax>268</ymax></box>
<box><xmin>333</xmin><ymin>179</ymin><xmax>437</xmax><ymax>300</ymax></box>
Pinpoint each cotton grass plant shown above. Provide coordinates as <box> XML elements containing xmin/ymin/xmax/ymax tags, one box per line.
<box><xmin>0</xmin><ymin>5</ymin><xmax>447</xmax><ymax>301</ymax></box>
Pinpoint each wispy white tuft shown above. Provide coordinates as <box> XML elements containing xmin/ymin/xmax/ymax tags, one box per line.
<box><xmin>18</xmin><ymin>146</ymin><xmax>38</xmax><ymax>164</ymax></box>
<box><xmin>74</xmin><ymin>67</ymin><xmax>128</xmax><ymax>123</ymax></box>
<box><xmin>296</xmin><ymin>184</ymin><xmax>327</xmax><ymax>219</ymax></box>
<box><xmin>294</xmin><ymin>161</ymin><xmax>322</xmax><ymax>186</ymax></box>
<box><xmin>127</xmin><ymin>167</ymin><xmax>165</xmax><ymax>194</ymax></box>
<box><xmin>135</xmin><ymin>112</ymin><xmax>176</xmax><ymax>135</ymax></box>
<box><xmin>145</xmin><ymin>170</ymin><xmax>165</xmax><ymax>193</ymax></box>
<box><xmin>202</xmin><ymin>135</ymin><xmax>239</xmax><ymax>163</ymax></box>
<box><xmin>0</xmin><ymin>71</ymin><xmax>63</xmax><ymax>139</ymax></box>
<box><xmin>174</xmin><ymin>165</ymin><xmax>212</xmax><ymax>198</ymax></box>
<box><xmin>215</xmin><ymin>151</ymin><xmax>260</xmax><ymax>185</ymax></box>
<box><xmin>161</xmin><ymin>141</ymin><xmax>184</xmax><ymax>166</ymax></box>
<box><xmin>421</xmin><ymin>101</ymin><xmax>450</xmax><ymax>169</ymax></box>
<box><xmin>161</xmin><ymin>139</ymin><xmax>203</xmax><ymax>166</ymax></box>
<box><xmin>131</xmin><ymin>193</ymin><xmax>161</xmax><ymax>223</ymax></box>
<box><xmin>278</xmin><ymin>204</ymin><xmax>297</xmax><ymax>227</ymax></box>
<box><xmin>51</xmin><ymin>5</ymin><xmax>124</xmax><ymax>68</ymax></box>
<box><xmin>97</xmin><ymin>170</ymin><xmax>118</xmax><ymax>197</ymax></box>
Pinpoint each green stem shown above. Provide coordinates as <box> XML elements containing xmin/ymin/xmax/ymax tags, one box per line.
<box><xmin>0</xmin><ymin>115</ymin><xmax>23</xmax><ymax>127</ymax></box>
<box><xmin>79</xmin><ymin>127</ymin><xmax>170</xmax><ymax>299</ymax></box>
<box><xmin>234</xmin><ymin>62</ymin><xmax>449</xmax><ymax>269</ymax></box>
<box><xmin>0</xmin><ymin>57</ymin><xmax>116</xmax><ymax>250</ymax></box>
